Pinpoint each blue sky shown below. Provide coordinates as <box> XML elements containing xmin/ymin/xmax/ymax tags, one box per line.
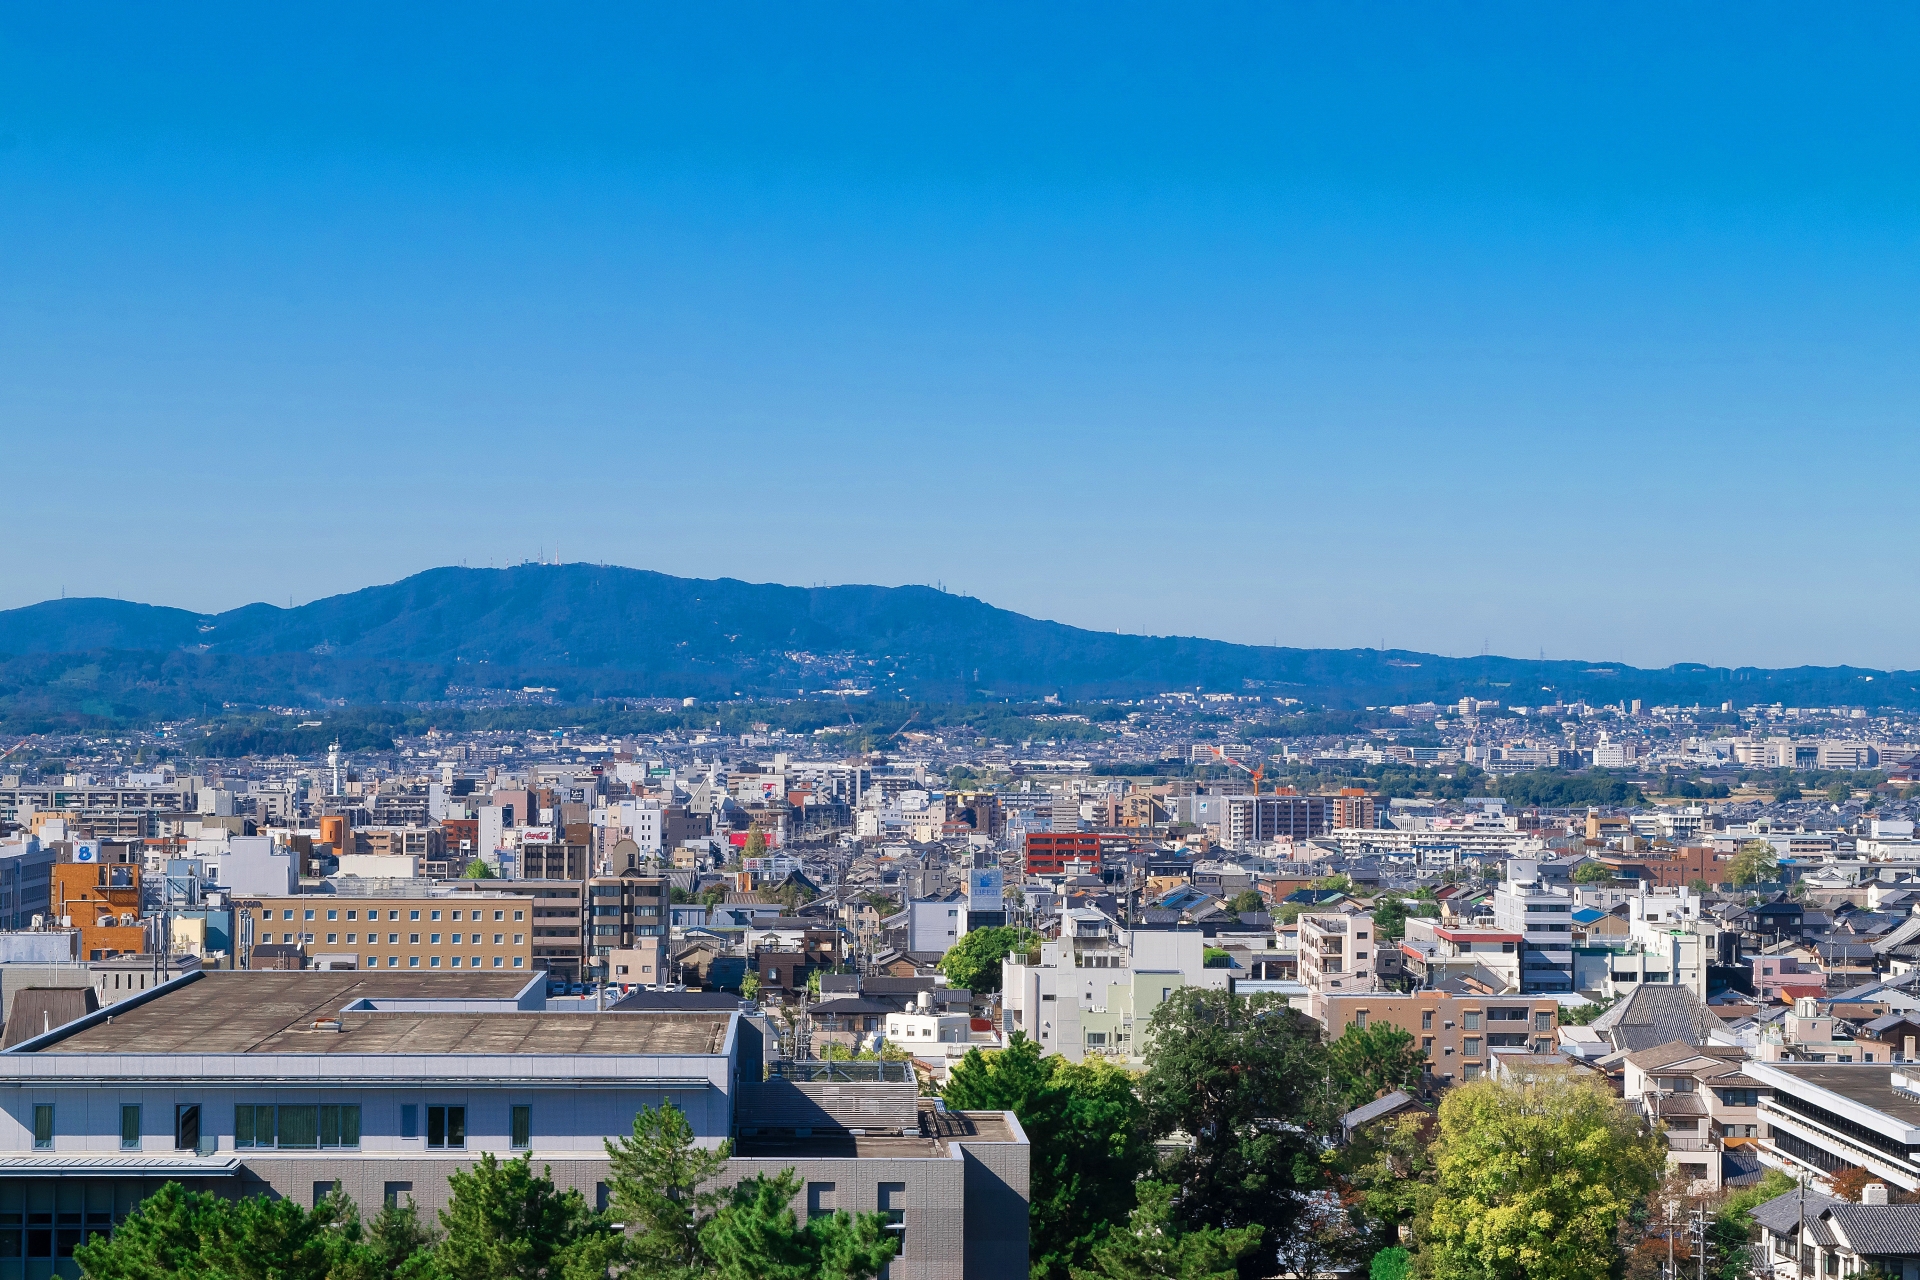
<box><xmin>3</xmin><ymin>5</ymin><xmax>1917</xmax><ymax>669</ymax></box>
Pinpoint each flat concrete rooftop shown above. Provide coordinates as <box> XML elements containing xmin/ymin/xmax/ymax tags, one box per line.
<box><xmin>733</xmin><ymin>1101</ymin><xmax>1018</xmax><ymax>1159</ymax></box>
<box><xmin>29</xmin><ymin>971</ymin><xmax>731</xmax><ymax>1057</ymax></box>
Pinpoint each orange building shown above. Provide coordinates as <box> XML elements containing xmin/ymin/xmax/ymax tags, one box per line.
<box><xmin>53</xmin><ymin>862</ymin><xmax>146</xmax><ymax>960</ymax></box>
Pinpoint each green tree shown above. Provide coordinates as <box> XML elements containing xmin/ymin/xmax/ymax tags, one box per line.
<box><xmin>1571</xmin><ymin>861</ymin><xmax>1615</xmax><ymax>884</ymax></box>
<box><xmin>1331</xmin><ymin>1110</ymin><xmax>1438</xmax><ymax>1253</ymax></box>
<box><xmin>600</xmin><ymin>1101</ymin><xmax>732</xmax><ymax>1278</ymax></box>
<box><xmin>943</xmin><ymin>1033</ymin><xmax>1152</xmax><ymax>1280</ymax></box>
<box><xmin>1136</xmin><ymin>990</ymin><xmax>1334</xmax><ymax>1280</ymax></box>
<box><xmin>1422</xmin><ymin>1075</ymin><xmax>1663</xmax><ymax>1280</ymax></box>
<box><xmin>429</xmin><ymin>1152</ymin><xmax>601</xmax><ymax>1280</ymax></box>
<box><xmin>463</xmin><ymin>858</ymin><xmax>492</xmax><ymax>879</ymax></box>
<box><xmin>936</xmin><ymin>925</ymin><xmax>1035</xmax><ymax>993</ymax></box>
<box><xmin>74</xmin><ymin>1181</ymin><xmax>434</xmax><ymax>1280</ymax></box>
<box><xmin>1227</xmin><ymin>890</ymin><xmax>1264</xmax><ymax>916</ymax></box>
<box><xmin>743</xmin><ymin>828</ymin><xmax>768</xmax><ymax>858</ymax></box>
<box><xmin>1326</xmin><ymin>1024</ymin><xmax>1425</xmax><ymax>1110</ymax></box>
<box><xmin>740</xmin><ymin>971</ymin><xmax>761</xmax><ymax>1002</ymax></box>
<box><xmin>1370</xmin><ymin>896</ymin><xmax>1407</xmax><ymax>942</ymax></box>
<box><xmin>700</xmin><ymin>1169</ymin><xmax>897</xmax><ymax>1280</ymax></box>
<box><xmin>1729</xmin><ymin>839</ymin><xmax>1777</xmax><ymax>887</ymax></box>
<box><xmin>1068</xmin><ymin>1181</ymin><xmax>1263</xmax><ymax>1280</ymax></box>
<box><xmin>1560</xmin><ymin>996</ymin><xmax>1615</xmax><ymax>1027</ymax></box>
<box><xmin>1369</xmin><ymin>1247</ymin><xmax>1412</xmax><ymax>1280</ymax></box>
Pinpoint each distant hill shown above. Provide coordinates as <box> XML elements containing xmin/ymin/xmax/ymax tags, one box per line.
<box><xmin>0</xmin><ymin>564</ymin><xmax>1906</xmax><ymax>728</ymax></box>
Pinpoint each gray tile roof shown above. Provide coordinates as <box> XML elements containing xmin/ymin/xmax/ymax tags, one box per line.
<box><xmin>1340</xmin><ymin>1090</ymin><xmax>1418</xmax><ymax>1134</ymax></box>
<box><xmin>1829</xmin><ymin>1204</ymin><xmax>1920</xmax><ymax>1256</ymax></box>
<box><xmin>1750</xmin><ymin>1188</ymin><xmax>1841</xmax><ymax>1239</ymax></box>
<box><xmin>1590</xmin><ymin>984</ymin><xmax>1717</xmax><ymax>1053</ymax></box>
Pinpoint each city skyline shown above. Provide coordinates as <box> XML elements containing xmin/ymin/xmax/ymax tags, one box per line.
<box><xmin>5</xmin><ymin>6</ymin><xmax>1918</xmax><ymax>669</ymax></box>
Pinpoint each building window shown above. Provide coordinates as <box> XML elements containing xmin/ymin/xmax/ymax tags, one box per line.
<box><xmin>174</xmin><ymin>1104</ymin><xmax>200</xmax><ymax>1151</ymax></box>
<box><xmin>1463</xmin><ymin>1038</ymin><xmax>1481</xmax><ymax>1058</ymax></box>
<box><xmin>327</xmin><ymin>910</ymin><xmax>338</xmax><ymax>921</ymax></box>
<box><xmin>384</xmin><ymin>1182</ymin><xmax>413</xmax><ymax>1209</ymax></box>
<box><xmin>1463</xmin><ymin>1011</ymin><xmax>1481</xmax><ymax>1031</ymax></box>
<box><xmin>511</xmin><ymin>1106</ymin><xmax>531</xmax><ymax>1150</ymax></box>
<box><xmin>879</xmin><ymin>1183</ymin><xmax>906</xmax><ymax>1257</ymax></box>
<box><xmin>1422</xmin><ymin>1010</ymin><xmax>1433</xmax><ymax>1030</ymax></box>
<box><xmin>1463</xmin><ymin>1064</ymin><xmax>1481</xmax><ymax>1082</ymax></box>
<box><xmin>428</xmin><ymin>1106</ymin><xmax>466</xmax><ymax>1149</ymax></box>
<box><xmin>32</xmin><ymin>1106</ymin><xmax>53</xmax><ymax>1150</ymax></box>
<box><xmin>807</xmin><ymin>1182</ymin><xmax>837</xmax><ymax>1221</ymax></box>
<box><xmin>120</xmin><ymin>1104</ymin><xmax>141</xmax><ymax>1150</ymax></box>
<box><xmin>1355</xmin><ymin>1011</ymin><xmax>1368</xmax><ymax>1030</ymax></box>
<box><xmin>1535</xmin><ymin>1012</ymin><xmax>1552</xmax><ymax>1032</ymax></box>
<box><xmin>236</xmin><ymin>1105</ymin><xmax>360</xmax><ymax>1149</ymax></box>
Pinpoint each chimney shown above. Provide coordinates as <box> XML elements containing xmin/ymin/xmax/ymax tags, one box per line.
<box><xmin>1864</xmin><ymin>1182</ymin><xmax>1890</xmax><ymax>1205</ymax></box>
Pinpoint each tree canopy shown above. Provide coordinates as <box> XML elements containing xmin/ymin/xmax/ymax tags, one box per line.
<box><xmin>1423</xmin><ymin>1075</ymin><xmax>1664</xmax><ymax>1280</ymax></box>
<box><xmin>1135</xmin><ymin>990</ymin><xmax>1333</xmax><ymax>1279</ymax></box>
<box><xmin>944</xmin><ymin>1032</ymin><xmax>1152</xmax><ymax>1280</ymax></box>
<box><xmin>936</xmin><ymin>924</ymin><xmax>1035</xmax><ymax>993</ymax></box>
<box><xmin>1326</xmin><ymin>1024</ymin><xmax>1426</xmax><ymax>1111</ymax></box>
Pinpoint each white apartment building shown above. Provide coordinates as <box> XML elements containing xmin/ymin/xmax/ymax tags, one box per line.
<box><xmin>1493</xmin><ymin>863</ymin><xmax>1575</xmax><ymax>993</ymax></box>
<box><xmin>1002</xmin><ymin>923</ymin><xmax>1229</xmax><ymax>1065</ymax></box>
<box><xmin>1299</xmin><ymin>911</ymin><xmax>1378</xmax><ymax>1000</ymax></box>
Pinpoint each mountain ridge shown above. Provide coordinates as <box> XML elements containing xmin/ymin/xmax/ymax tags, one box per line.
<box><xmin>0</xmin><ymin>564</ymin><xmax>1906</xmax><ymax>726</ymax></box>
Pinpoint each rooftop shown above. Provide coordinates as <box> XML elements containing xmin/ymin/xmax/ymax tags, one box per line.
<box><xmin>22</xmin><ymin>972</ymin><xmax>732</xmax><ymax>1057</ymax></box>
<box><xmin>733</xmin><ymin>1100</ymin><xmax>1017</xmax><ymax>1160</ymax></box>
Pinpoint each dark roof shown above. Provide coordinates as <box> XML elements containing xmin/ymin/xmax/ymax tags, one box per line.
<box><xmin>2</xmin><ymin>988</ymin><xmax>99</xmax><ymax>1050</ymax></box>
<box><xmin>1828</xmin><ymin>1203</ymin><xmax>1920</xmax><ymax>1255</ymax></box>
<box><xmin>1590</xmin><ymin>984</ymin><xmax>1717</xmax><ymax>1053</ymax></box>
<box><xmin>1750</xmin><ymin>1188</ymin><xmax>1842</xmax><ymax>1238</ymax></box>
<box><xmin>1340</xmin><ymin>1090</ymin><xmax>1421</xmax><ymax>1134</ymax></box>
<box><xmin>806</xmin><ymin>997</ymin><xmax>898</xmax><ymax>1015</ymax></box>
<box><xmin>607</xmin><ymin>990</ymin><xmax>745</xmax><ymax>1012</ymax></box>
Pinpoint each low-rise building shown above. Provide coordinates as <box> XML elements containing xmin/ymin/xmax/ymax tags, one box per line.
<box><xmin>239</xmin><ymin>890</ymin><xmax>534</xmax><ymax>973</ymax></box>
<box><xmin>1318</xmin><ymin>991</ymin><xmax>1560</xmax><ymax>1086</ymax></box>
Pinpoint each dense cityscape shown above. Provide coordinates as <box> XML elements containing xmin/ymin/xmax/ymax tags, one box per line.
<box><xmin>0</xmin><ymin>688</ymin><xmax>1917</xmax><ymax>1275</ymax></box>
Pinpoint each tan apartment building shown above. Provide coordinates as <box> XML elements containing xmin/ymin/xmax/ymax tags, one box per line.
<box><xmin>1319</xmin><ymin>991</ymin><xmax>1561</xmax><ymax>1085</ymax></box>
<box><xmin>238</xmin><ymin>891</ymin><xmax>534</xmax><ymax>973</ymax></box>
<box><xmin>1299</xmin><ymin>911</ymin><xmax>1376</xmax><ymax>999</ymax></box>
<box><xmin>450</xmin><ymin>878</ymin><xmax>585</xmax><ymax>983</ymax></box>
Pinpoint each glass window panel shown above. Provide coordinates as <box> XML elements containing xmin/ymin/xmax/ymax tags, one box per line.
<box><xmin>340</xmin><ymin>1106</ymin><xmax>361</xmax><ymax>1148</ymax></box>
<box><xmin>510</xmin><ymin>1106</ymin><xmax>530</xmax><ymax>1150</ymax></box>
<box><xmin>446</xmin><ymin>1107</ymin><xmax>466</xmax><ymax>1148</ymax></box>
<box><xmin>235</xmin><ymin>1105</ymin><xmax>254</xmax><ymax>1148</ymax></box>
<box><xmin>120</xmin><ymin>1104</ymin><xmax>141</xmax><ymax>1150</ymax></box>
<box><xmin>278</xmin><ymin>1106</ymin><xmax>319</xmax><ymax>1149</ymax></box>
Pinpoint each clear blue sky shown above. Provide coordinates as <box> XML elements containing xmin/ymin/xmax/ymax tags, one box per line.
<box><xmin>4</xmin><ymin>5</ymin><xmax>1917</xmax><ymax>670</ymax></box>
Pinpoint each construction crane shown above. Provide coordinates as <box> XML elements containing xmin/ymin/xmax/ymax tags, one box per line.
<box><xmin>1202</xmin><ymin>745</ymin><xmax>1264</xmax><ymax>793</ymax></box>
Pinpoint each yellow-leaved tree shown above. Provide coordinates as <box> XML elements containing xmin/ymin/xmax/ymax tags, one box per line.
<box><xmin>1423</xmin><ymin>1073</ymin><xmax>1663</xmax><ymax>1280</ymax></box>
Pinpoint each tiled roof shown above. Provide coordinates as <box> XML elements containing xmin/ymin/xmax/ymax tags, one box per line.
<box><xmin>1749</xmin><ymin>1188</ymin><xmax>1841</xmax><ymax>1238</ymax></box>
<box><xmin>1828</xmin><ymin>1204</ymin><xmax>1920</xmax><ymax>1256</ymax></box>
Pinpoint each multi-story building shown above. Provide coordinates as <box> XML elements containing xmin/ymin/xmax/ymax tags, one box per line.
<box><xmin>1329</xmin><ymin>790</ymin><xmax>1376</xmax><ymax>831</ymax></box>
<box><xmin>1023</xmin><ymin>832</ymin><xmax>1102</xmax><ymax>877</ymax></box>
<box><xmin>1748</xmin><ymin>1061</ymin><xmax>1920</xmax><ymax>1192</ymax></box>
<box><xmin>1299</xmin><ymin>911</ymin><xmax>1377</xmax><ymax>1001</ymax></box>
<box><xmin>238</xmin><ymin>890</ymin><xmax>534</xmax><ymax>973</ymax></box>
<box><xmin>0</xmin><ymin>970</ymin><xmax>1030</xmax><ymax>1280</ymax></box>
<box><xmin>0</xmin><ymin>837</ymin><xmax>54</xmax><ymax>932</ymax></box>
<box><xmin>52</xmin><ymin>863</ymin><xmax>145</xmax><ymax>962</ymax></box>
<box><xmin>448</xmin><ymin>879</ymin><xmax>584</xmax><ymax>983</ymax></box>
<box><xmin>1319</xmin><ymin>991</ymin><xmax>1559</xmax><ymax>1086</ymax></box>
<box><xmin>1492</xmin><ymin>864</ymin><xmax>1575</xmax><ymax>993</ymax></box>
<box><xmin>1620</xmin><ymin>1042</ymin><xmax>1767</xmax><ymax>1190</ymax></box>
<box><xmin>584</xmin><ymin>872</ymin><xmax>667</xmax><ymax>987</ymax></box>
<box><xmin>1001</xmin><ymin>927</ymin><xmax>1228</xmax><ymax>1065</ymax></box>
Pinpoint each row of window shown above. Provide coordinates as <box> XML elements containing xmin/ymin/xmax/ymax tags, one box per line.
<box><xmin>1412</xmin><ymin>1008</ymin><xmax>1555</xmax><ymax>1032</ymax></box>
<box><xmin>270</xmin><ymin>932</ymin><xmax>524</xmax><ymax>946</ymax></box>
<box><xmin>250</xmin><ymin>907</ymin><xmax>526</xmax><ymax>922</ymax></box>
<box><xmin>35</xmin><ymin>1103</ymin><xmax>533</xmax><ymax>1152</ymax></box>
